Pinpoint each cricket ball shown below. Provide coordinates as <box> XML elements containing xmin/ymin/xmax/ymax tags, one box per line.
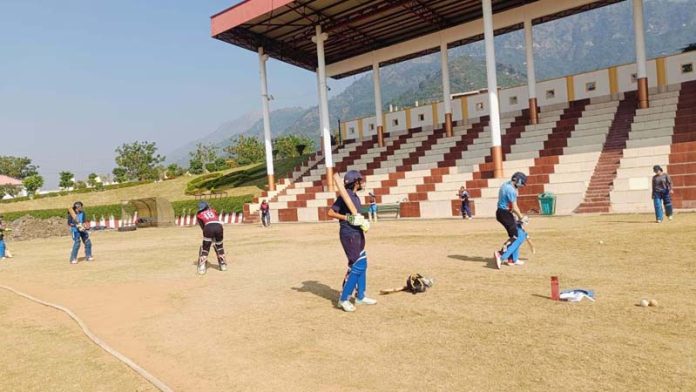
<box><xmin>640</xmin><ymin>299</ymin><xmax>649</xmax><ymax>307</ymax></box>
<box><xmin>649</xmin><ymin>299</ymin><xmax>658</xmax><ymax>307</ymax></box>
<box><xmin>599</xmin><ymin>240</ymin><xmax>604</xmax><ymax>245</ymax></box>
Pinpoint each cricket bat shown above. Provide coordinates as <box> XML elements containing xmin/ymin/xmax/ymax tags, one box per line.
<box><xmin>68</xmin><ymin>207</ymin><xmax>85</xmax><ymax>231</ymax></box>
<box><xmin>333</xmin><ymin>172</ymin><xmax>357</xmax><ymax>216</ymax></box>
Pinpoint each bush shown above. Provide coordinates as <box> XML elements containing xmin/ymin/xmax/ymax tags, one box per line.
<box><xmin>0</xmin><ymin>180</ymin><xmax>150</xmax><ymax>204</ymax></box>
<box><xmin>2</xmin><ymin>203</ymin><xmax>132</xmax><ymax>222</ymax></box>
<box><xmin>171</xmin><ymin>195</ymin><xmax>253</xmax><ymax>216</ymax></box>
<box><xmin>185</xmin><ymin>172</ymin><xmax>224</xmax><ymax>195</ymax></box>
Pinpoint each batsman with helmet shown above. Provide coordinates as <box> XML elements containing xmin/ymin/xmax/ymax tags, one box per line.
<box><xmin>67</xmin><ymin>201</ymin><xmax>93</xmax><ymax>264</ymax></box>
<box><xmin>494</xmin><ymin>172</ymin><xmax>528</xmax><ymax>269</ymax></box>
<box><xmin>327</xmin><ymin>170</ymin><xmax>377</xmax><ymax>312</ymax></box>
<box><xmin>195</xmin><ymin>201</ymin><xmax>227</xmax><ymax>275</ymax></box>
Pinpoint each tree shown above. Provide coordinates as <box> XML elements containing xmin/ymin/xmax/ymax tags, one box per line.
<box><xmin>166</xmin><ymin>164</ymin><xmax>184</xmax><ymax>179</ymax></box>
<box><xmin>22</xmin><ymin>175</ymin><xmax>44</xmax><ymax>196</ymax></box>
<box><xmin>87</xmin><ymin>173</ymin><xmax>100</xmax><ymax>188</ymax></box>
<box><xmin>74</xmin><ymin>180</ymin><xmax>87</xmax><ymax>190</ymax></box>
<box><xmin>224</xmin><ymin>135</ymin><xmax>265</xmax><ymax>165</ymax></box>
<box><xmin>188</xmin><ymin>159</ymin><xmax>204</xmax><ymax>175</ymax></box>
<box><xmin>112</xmin><ymin>167</ymin><xmax>128</xmax><ymax>183</ymax></box>
<box><xmin>113</xmin><ymin>141</ymin><xmax>165</xmax><ymax>181</ymax></box>
<box><xmin>0</xmin><ymin>184</ymin><xmax>20</xmax><ymax>199</ymax></box>
<box><xmin>59</xmin><ymin>171</ymin><xmax>75</xmax><ymax>190</ymax></box>
<box><xmin>189</xmin><ymin>143</ymin><xmax>219</xmax><ymax>173</ymax></box>
<box><xmin>0</xmin><ymin>156</ymin><xmax>39</xmax><ymax>179</ymax></box>
<box><xmin>273</xmin><ymin>134</ymin><xmax>316</xmax><ymax>159</ymax></box>
<box><xmin>205</xmin><ymin>157</ymin><xmax>229</xmax><ymax>173</ymax></box>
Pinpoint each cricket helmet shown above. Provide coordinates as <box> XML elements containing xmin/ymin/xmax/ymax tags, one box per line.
<box><xmin>344</xmin><ymin>170</ymin><xmax>363</xmax><ymax>186</ymax></box>
<box><xmin>73</xmin><ymin>201</ymin><xmax>84</xmax><ymax>209</ymax></box>
<box><xmin>197</xmin><ymin>201</ymin><xmax>209</xmax><ymax>212</ymax></box>
<box><xmin>653</xmin><ymin>165</ymin><xmax>663</xmax><ymax>173</ymax></box>
<box><xmin>511</xmin><ymin>172</ymin><xmax>527</xmax><ymax>187</ymax></box>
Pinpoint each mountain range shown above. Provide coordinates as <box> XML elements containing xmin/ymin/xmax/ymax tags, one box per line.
<box><xmin>166</xmin><ymin>0</ymin><xmax>696</xmax><ymax>165</ymax></box>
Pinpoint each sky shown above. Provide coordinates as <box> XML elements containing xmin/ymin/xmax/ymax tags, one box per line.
<box><xmin>0</xmin><ymin>0</ymin><xmax>355</xmax><ymax>188</ymax></box>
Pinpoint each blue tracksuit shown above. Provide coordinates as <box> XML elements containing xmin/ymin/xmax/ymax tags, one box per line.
<box><xmin>68</xmin><ymin>210</ymin><xmax>92</xmax><ymax>261</ymax></box>
<box><xmin>499</xmin><ymin>222</ymin><xmax>528</xmax><ymax>263</ymax></box>
<box><xmin>331</xmin><ymin>190</ymin><xmax>368</xmax><ymax>302</ymax></box>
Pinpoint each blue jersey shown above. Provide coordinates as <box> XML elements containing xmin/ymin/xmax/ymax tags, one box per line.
<box><xmin>497</xmin><ymin>181</ymin><xmax>517</xmax><ymax>210</ymax></box>
<box><xmin>67</xmin><ymin>210</ymin><xmax>86</xmax><ymax>233</ymax></box>
<box><xmin>331</xmin><ymin>189</ymin><xmax>363</xmax><ymax>233</ymax></box>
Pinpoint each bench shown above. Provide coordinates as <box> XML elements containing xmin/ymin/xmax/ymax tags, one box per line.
<box><xmin>360</xmin><ymin>203</ymin><xmax>400</xmax><ymax>219</ymax></box>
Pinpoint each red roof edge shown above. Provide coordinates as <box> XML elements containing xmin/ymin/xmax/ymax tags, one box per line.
<box><xmin>211</xmin><ymin>0</ymin><xmax>296</xmax><ymax>37</ymax></box>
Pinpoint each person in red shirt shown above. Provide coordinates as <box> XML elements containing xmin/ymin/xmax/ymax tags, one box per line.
<box><xmin>196</xmin><ymin>201</ymin><xmax>227</xmax><ymax>275</ymax></box>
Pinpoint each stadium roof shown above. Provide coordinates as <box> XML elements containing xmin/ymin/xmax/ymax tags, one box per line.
<box><xmin>212</xmin><ymin>0</ymin><xmax>622</xmax><ymax>78</ymax></box>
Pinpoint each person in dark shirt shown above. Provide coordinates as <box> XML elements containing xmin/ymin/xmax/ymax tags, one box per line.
<box><xmin>458</xmin><ymin>186</ymin><xmax>472</xmax><ymax>219</ymax></box>
<box><xmin>327</xmin><ymin>170</ymin><xmax>376</xmax><ymax>312</ymax></box>
<box><xmin>652</xmin><ymin>165</ymin><xmax>673</xmax><ymax>223</ymax></box>
<box><xmin>260</xmin><ymin>200</ymin><xmax>271</xmax><ymax>227</ymax></box>
<box><xmin>196</xmin><ymin>201</ymin><xmax>227</xmax><ymax>275</ymax></box>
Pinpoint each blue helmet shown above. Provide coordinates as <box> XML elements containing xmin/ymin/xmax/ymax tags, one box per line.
<box><xmin>344</xmin><ymin>170</ymin><xmax>363</xmax><ymax>186</ymax></box>
<box><xmin>197</xmin><ymin>201</ymin><xmax>209</xmax><ymax>212</ymax></box>
<box><xmin>511</xmin><ymin>172</ymin><xmax>527</xmax><ymax>187</ymax></box>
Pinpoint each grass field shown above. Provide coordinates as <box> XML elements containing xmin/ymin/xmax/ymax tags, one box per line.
<box><xmin>0</xmin><ymin>213</ymin><xmax>694</xmax><ymax>391</ymax></box>
<box><xmin>0</xmin><ymin>167</ymin><xmax>262</xmax><ymax>214</ymax></box>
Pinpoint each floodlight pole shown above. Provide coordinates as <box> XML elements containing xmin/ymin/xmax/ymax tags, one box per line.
<box><xmin>440</xmin><ymin>42</ymin><xmax>453</xmax><ymax>137</ymax></box>
<box><xmin>373</xmin><ymin>61</ymin><xmax>385</xmax><ymax>147</ymax></box>
<box><xmin>314</xmin><ymin>25</ymin><xmax>334</xmax><ymax>191</ymax></box>
<box><xmin>633</xmin><ymin>0</ymin><xmax>649</xmax><ymax>109</ymax></box>
<box><xmin>482</xmin><ymin>0</ymin><xmax>503</xmax><ymax>178</ymax></box>
<box><xmin>258</xmin><ymin>47</ymin><xmax>275</xmax><ymax>191</ymax></box>
<box><xmin>524</xmin><ymin>19</ymin><xmax>539</xmax><ymax>125</ymax></box>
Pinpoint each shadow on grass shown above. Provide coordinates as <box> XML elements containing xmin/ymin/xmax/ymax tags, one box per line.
<box><xmin>532</xmin><ymin>294</ymin><xmax>552</xmax><ymax>300</ymax></box>
<box><xmin>448</xmin><ymin>254</ymin><xmax>497</xmax><ymax>269</ymax></box>
<box><xmin>292</xmin><ymin>280</ymin><xmax>340</xmax><ymax>304</ymax></box>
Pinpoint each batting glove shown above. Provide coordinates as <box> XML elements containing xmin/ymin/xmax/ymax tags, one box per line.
<box><xmin>360</xmin><ymin>220</ymin><xmax>370</xmax><ymax>233</ymax></box>
<box><xmin>346</xmin><ymin>214</ymin><xmax>366</xmax><ymax>227</ymax></box>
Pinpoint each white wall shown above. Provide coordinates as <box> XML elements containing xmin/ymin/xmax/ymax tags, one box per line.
<box><xmin>344</xmin><ymin>120</ymin><xmax>359</xmax><ymax>140</ymax></box>
<box><xmin>361</xmin><ymin>117</ymin><xmax>377</xmax><ymax>138</ymax></box>
<box><xmin>468</xmin><ymin>92</ymin><xmax>490</xmax><ymax>118</ymax></box>
<box><xmin>536</xmin><ymin>78</ymin><xmax>568</xmax><ymax>107</ymax></box>
<box><xmin>385</xmin><ymin>111</ymin><xmax>407</xmax><ymax>133</ymax></box>
<box><xmin>616</xmin><ymin>60</ymin><xmax>658</xmax><ymax>93</ymax></box>
<box><xmin>499</xmin><ymin>85</ymin><xmax>528</xmax><ymax>114</ymax></box>
<box><xmin>574</xmin><ymin>69</ymin><xmax>610</xmax><ymax>100</ymax></box>
<box><xmin>410</xmin><ymin>105</ymin><xmax>433</xmax><ymax>129</ymax></box>
<box><xmin>436</xmin><ymin>100</ymin><xmax>464</xmax><ymax>123</ymax></box>
<box><xmin>666</xmin><ymin>52</ymin><xmax>696</xmax><ymax>85</ymax></box>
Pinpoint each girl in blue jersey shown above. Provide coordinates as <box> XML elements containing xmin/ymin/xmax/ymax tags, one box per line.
<box><xmin>494</xmin><ymin>172</ymin><xmax>527</xmax><ymax>269</ymax></box>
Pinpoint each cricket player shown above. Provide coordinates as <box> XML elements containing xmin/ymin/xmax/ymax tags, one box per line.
<box><xmin>327</xmin><ymin>170</ymin><xmax>377</xmax><ymax>312</ymax></box>
<box><xmin>494</xmin><ymin>172</ymin><xmax>528</xmax><ymax>269</ymax></box>
<box><xmin>196</xmin><ymin>201</ymin><xmax>227</xmax><ymax>275</ymax></box>
<box><xmin>68</xmin><ymin>201</ymin><xmax>93</xmax><ymax>264</ymax></box>
<box><xmin>652</xmin><ymin>165</ymin><xmax>674</xmax><ymax>223</ymax></box>
<box><xmin>260</xmin><ymin>199</ymin><xmax>271</xmax><ymax>227</ymax></box>
<box><xmin>0</xmin><ymin>215</ymin><xmax>10</xmax><ymax>260</ymax></box>
<box><xmin>368</xmin><ymin>192</ymin><xmax>378</xmax><ymax>222</ymax></box>
<box><xmin>458</xmin><ymin>186</ymin><xmax>472</xmax><ymax>219</ymax></box>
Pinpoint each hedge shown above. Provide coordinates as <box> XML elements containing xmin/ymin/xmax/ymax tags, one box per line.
<box><xmin>185</xmin><ymin>172</ymin><xmax>225</xmax><ymax>194</ymax></box>
<box><xmin>2</xmin><ymin>204</ymin><xmax>134</xmax><ymax>222</ymax></box>
<box><xmin>0</xmin><ymin>180</ymin><xmax>150</xmax><ymax>204</ymax></box>
<box><xmin>171</xmin><ymin>195</ymin><xmax>254</xmax><ymax>216</ymax></box>
<box><xmin>188</xmin><ymin>156</ymin><xmax>308</xmax><ymax>193</ymax></box>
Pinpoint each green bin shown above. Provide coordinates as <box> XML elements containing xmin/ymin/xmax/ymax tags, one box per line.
<box><xmin>537</xmin><ymin>192</ymin><xmax>556</xmax><ymax>215</ymax></box>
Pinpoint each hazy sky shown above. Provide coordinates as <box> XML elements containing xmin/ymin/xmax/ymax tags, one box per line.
<box><xmin>0</xmin><ymin>0</ymin><xmax>355</xmax><ymax>188</ymax></box>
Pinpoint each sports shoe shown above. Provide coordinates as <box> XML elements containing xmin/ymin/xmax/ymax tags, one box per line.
<box><xmin>668</xmin><ymin>215</ymin><xmax>673</xmax><ymax>221</ymax></box>
<box><xmin>506</xmin><ymin>260</ymin><xmax>525</xmax><ymax>266</ymax></box>
<box><xmin>70</xmin><ymin>259</ymin><xmax>78</xmax><ymax>265</ymax></box>
<box><xmin>356</xmin><ymin>297</ymin><xmax>377</xmax><ymax>305</ymax></box>
<box><xmin>219</xmin><ymin>262</ymin><xmax>228</xmax><ymax>272</ymax></box>
<box><xmin>656</xmin><ymin>219</ymin><xmax>663</xmax><ymax>223</ymax></box>
<box><xmin>86</xmin><ymin>257</ymin><xmax>94</xmax><ymax>262</ymax></box>
<box><xmin>338</xmin><ymin>300</ymin><xmax>355</xmax><ymax>312</ymax></box>
<box><xmin>494</xmin><ymin>251</ymin><xmax>502</xmax><ymax>269</ymax></box>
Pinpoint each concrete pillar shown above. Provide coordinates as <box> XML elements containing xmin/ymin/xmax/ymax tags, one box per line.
<box><xmin>373</xmin><ymin>62</ymin><xmax>385</xmax><ymax>147</ymax></box>
<box><xmin>314</xmin><ymin>25</ymin><xmax>335</xmax><ymax>191</ymax></box>
<box><xmin>440</xmin><ymin>42</ymin><xmax>453</xmax><ymax>137</ymax></box>
<box><xmin>524</xmin><ymin>19</ymin><xmax>538</xmax><ymax>125</ymax></box>
<box><xmin>482</xmin><ymin>0</ymin><xmax>503</xmax><ymax>178</ymax></box>
<box><xmin>633</xmin><ymin>0</ymin><xmax>649</xmax><ymax>108</ymax></box>
<box><xmin>258</xmin><ymin>47</ymin><xmax>275</xmax><ymax>191</ymax></box>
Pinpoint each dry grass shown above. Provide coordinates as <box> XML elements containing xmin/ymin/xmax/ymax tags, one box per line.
<box><xmin>0</xmin><ymin>168</ymin><xmax>261</xmax><ymax>213</ymax></box>
<box><xmin>0</xmin><ymin>213</ymin><xmax>694</xmax><ymax>391</ymax></box>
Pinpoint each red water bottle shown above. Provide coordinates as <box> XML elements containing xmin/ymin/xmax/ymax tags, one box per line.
<box><xmin>551</xmin><ymin>276</ymin><xmax>560</xmax><ymax>301</ymax></box>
